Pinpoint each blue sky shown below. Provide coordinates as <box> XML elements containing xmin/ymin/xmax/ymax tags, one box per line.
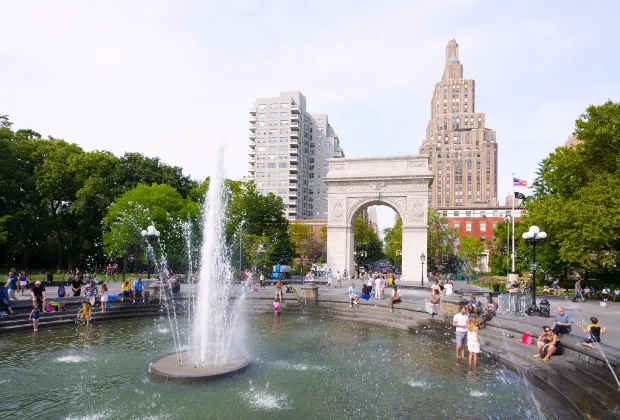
<box><xmin>1</xmin><ymin>0</ymin><xmax>618</xmax><ymax>231</ymax></box>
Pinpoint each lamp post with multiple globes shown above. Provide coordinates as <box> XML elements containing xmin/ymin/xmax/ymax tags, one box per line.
<box><xmin>522</xmin><ymin>225</ymin><xmax>547</xmax><ymax>316</ymax></box>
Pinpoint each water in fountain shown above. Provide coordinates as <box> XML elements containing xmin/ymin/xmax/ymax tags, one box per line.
<box><xmin>193</xmin><ymin>146</ymin><xmax>245</xmax><ymax>366</ymax></box>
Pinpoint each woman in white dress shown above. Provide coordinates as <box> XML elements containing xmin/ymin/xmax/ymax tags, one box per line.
<box><xmin>445</xmin><ymin>280</ymin><xmax>454</xmax><ymax>296</ymax></box>
<box><xmin>467</xmin><ymin>317</ymin><xmax>481</xmax><ymax>367</ymax></box>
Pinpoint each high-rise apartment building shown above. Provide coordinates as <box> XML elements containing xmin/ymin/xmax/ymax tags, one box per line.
<box><xmin>419</xmin><ymin>40</ymin><xmax>498</xmax><ymax>208</ymax></box>
<box><xmin>248</xmin><ymin>91</ymin><xmax>345</xmax><ymax>220</ymax></box>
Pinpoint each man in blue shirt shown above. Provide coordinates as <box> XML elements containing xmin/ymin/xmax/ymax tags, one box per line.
<box><xmin>552</xmin><ymin>306</ymin><xmax>574</xmax><ymax>335</ymax></box>
<box><xmin>6</xmin><ymin>269</ymin><xmax>18</xmax><ymax>300</ymax></box>
<box><xmin>132</xmin><ymin>277</ymin><xmax>145</xmax><ymax>303</ymax></box>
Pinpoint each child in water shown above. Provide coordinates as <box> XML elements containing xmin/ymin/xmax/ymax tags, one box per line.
<box><xmin>273</xmin><ymin>299</ymin><xmax>280</xmax><ymax>315</ymax></box>
<box><xmin>77</xmin><ymin>302</ymin><xmax>91</xmax><ymax>326</ymax></box>
<box><xmin>29</xmin><ymin>303</ymin><xmax>40</xmax><ymax>332</ymax></box>
<box><xmin>467</xmin><ymin>317</ymin><xmax>481</xmax><ymax>367</ymax></box>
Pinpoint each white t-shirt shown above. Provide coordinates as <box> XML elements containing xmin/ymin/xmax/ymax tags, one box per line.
<box><xmin>391</xmin><ymin>288</ymin><xmax>401</xmax><ymax>298</ymax></box>
<box><xmin>336</xmin><ymin>273</ymin><xmax>342</xmax><ymax>280</ymax></box>
<box><xmin>445</xmin><ymin>283</ymin><xmax>453</xmax><ymax>295</ymax></box>
<box><xmin>374</xmin><ymin>278</ymin><xmax>381</xmax><ymax>289</ymax></box>
<box><xmin>453</xmin><ymin>313</ymin><xmax>469</xmax><ymax>333</ymax></box>
<box><xmin>367</xmin><ymin>278</ymin><xmax>373</xmax><ymax>287</ymax></box>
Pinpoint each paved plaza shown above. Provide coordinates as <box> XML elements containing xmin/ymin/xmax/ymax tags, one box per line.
<box><xmin>20</xmin><ymin>278</ymin><xmax>620</xmax><ymax>351</ymax></box>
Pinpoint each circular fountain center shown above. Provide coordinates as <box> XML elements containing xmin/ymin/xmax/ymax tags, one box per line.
<box><xmin>148</xmin><ymin>351</ymin><xmax>250</xmax><ymax>383</ymax></box>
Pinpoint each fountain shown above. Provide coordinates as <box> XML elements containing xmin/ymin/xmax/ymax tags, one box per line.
<box><xmin>148</xmin><ymin>146</ymin><xmax>250</xmax><ymax>383</ymax></box>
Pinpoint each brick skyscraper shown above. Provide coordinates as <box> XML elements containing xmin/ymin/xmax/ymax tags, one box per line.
<box><xmin>419</xmin><ymin>40</ymin><xmax>498</xmax><ymax>208</ymax></box>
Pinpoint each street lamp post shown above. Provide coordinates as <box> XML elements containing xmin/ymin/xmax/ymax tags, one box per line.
<box><xmin>141</xmin><ymin>225</ymin><xmax>160</xmax><ymax>279</ymax></box>
<box><xmin>420</xmin><ymin>252</ymin><xmax>426</xmax><ymax>287</ymax></box>
<box><xmin>522</xmin><ymin>225</ymin><xmax>547</xmax><ymax>316</ymax></box>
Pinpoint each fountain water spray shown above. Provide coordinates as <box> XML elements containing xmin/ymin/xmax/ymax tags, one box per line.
<box><xmin>193</xmin><ymin>145</ymin><xmax>245</xmax><ymax>366</ymax></box>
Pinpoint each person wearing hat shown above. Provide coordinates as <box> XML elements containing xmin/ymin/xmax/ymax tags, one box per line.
<box><xmin>31</xmin><ymin>281</ymin><xmax>47</xmax><ymax>312</ymax></box>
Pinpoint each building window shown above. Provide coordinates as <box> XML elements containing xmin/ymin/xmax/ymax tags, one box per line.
<box><xmin>465</xmin><ymin>222</ymin><xmax>471</xmax><ymax>232</ymax></box>
<box><xmin>480</xmin><ymin>221</ymin><xmax>486</xmax><ymax>232</ymax></box>
<box><xmin>258</xmin><ymin>113</ymin><xmax>266</xmax><ymax>120</ymax></box>
<box><xmin>454</xmin><ymin>222</ymin><xmax>460</xmax><ymax>229</ymax></box>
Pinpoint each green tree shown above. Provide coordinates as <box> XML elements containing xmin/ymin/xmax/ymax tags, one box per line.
<box><xmin>102</xmin><ymin>183</ymin><xmax>200</xmax><ymax>272</ymax></box>
<box><xmin>526</xmin><ymin>100</ymin><xmax>620</xmax><ymax>280</ymax></box>
<box><xmin>383</xmin><ymin>217</ymin><xmax>402</xmax><ymax>268</ymax></box>
<box><xmin>225</xmin><ymin>183</ymin><xmax>294</xmax><ymax>275</ymax></box>
<box><xmin>289</xmin><ymin>221</ymin><xmax>312</xmax><ymax>261</ymax></box>
<box><xmin>354</xmin><ymin>217</ymin><xmax>384</xmax><ymax>268</ymax></box>
<box><xmin>457</xmin><ymin>235</ymin><xmax>484</xmax><ymax>275</ymax></box>
<box><xmin>427</xmin><ymin>209</ymin><xmax>458</xmax><ymax>273</ymax></box>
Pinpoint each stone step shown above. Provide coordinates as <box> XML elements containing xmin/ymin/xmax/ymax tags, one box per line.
<box><xmin>561</xmin><ymin>360</ymin><xmax>620</xmax><ymax>404</ymax></box>
<box><xmin>483</xmin><ymin>335</ymin><xmax>618</xmax><ymax>419</ymax></box>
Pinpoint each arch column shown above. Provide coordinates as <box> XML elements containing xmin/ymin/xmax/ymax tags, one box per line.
<box><xmin>326</xmin><ymin>225</ymin><xmax>354</xmax><ymax>276</ymax></box>
<box><xmin>400</xmin><ymin>225</ymin><xmax>428</xmax><ymax>285</ymax></box>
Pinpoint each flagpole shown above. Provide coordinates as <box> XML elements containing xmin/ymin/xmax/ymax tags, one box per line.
<box><xmin>511</xmin><ymin>173</ymin><xmax>515</xmax><ymax>272</ymax></box>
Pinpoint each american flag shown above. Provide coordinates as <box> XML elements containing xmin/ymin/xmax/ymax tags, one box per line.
<box><xmin>513</xmin><ymin>177</ymin><xmax>528</xmax><ymax>187</ymax></box>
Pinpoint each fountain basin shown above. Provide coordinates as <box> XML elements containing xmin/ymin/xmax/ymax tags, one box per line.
<box><xmin>148</xmin><ymin>351</ymin><xmax>250</xmax><ymax>383</ymax></box>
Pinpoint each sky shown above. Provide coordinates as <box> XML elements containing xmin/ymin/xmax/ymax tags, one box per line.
<box><xmin>1</xmin><ymin>0</ymin><xmax>618</xmax><ymax>233</ymax></box>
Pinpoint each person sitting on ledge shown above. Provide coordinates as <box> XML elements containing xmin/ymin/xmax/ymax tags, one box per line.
<box><xmin>57</xmin><ymin>283</ymin><xmax>67</xmax><ymax>298</ymax></box>
<box><xmin>552</xmin><ymin>306</ymin><xmax>574</xmax><ymax>336</ymax></box>
<box><xmin>467</xmin><ymin>296</ymin><xmax>481</xmax><ymax>317</ymax></box>
<box><xmin>424</xmin><ymin>295</ymin><xmax>440</xmax><ymax>318</ymax></box>
<box><xmin>388</xmin><ymin>285</ymin><xmax>401</xmax><ymax>313</ymax></box>
<box><xmin>533</xmin><ymin>326</ymin><xmax>564</xmax><ymax>362</ymax></box>
<box><xmin>359</xmin><ymin>284</ymin><xmax>371</xmax><ymax>301</ymax></box>
<box><xmin>348</xmin><ymin>283</ymin><xmax>359</xmax><ymax>308</ymax></box>
<box><xmin>119</xmin><ymin>280</ymin><xmax>131</xmax><ymax>302</ymax></box>
<box><xmin>132</xmin><ymin>277</ymin><xmax>145</xmax><ymax>304</ymax></box>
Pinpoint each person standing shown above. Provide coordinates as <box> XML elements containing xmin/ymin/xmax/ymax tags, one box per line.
<box><xmin>19</xmin><ymin>271</ymin><xmax>28</xmax><ymax>296</ymax></box>
<box><xmin>326</xmin><ymin>270</ymin><xmax>333</xmax><ymax>287</ymax></box>
<box><xmin>100</xmin><ymin>284</ymin><xmax>109</xmax><ymax>312</ymax></box>
<box><xmin>275</xmin><ymin>279</ymin><xmax>283</xmax><ymax>303</ymax></box>
<box><xmin>573</xmin><ymin>279</ymin><xmax>584</xmax><ymax>302</ymax></box>
<box><xmin>29</xmin><ymin>303</ymin><xmax>40</xmax><ymax>332</ymax></box>
<box><xmin>31</xmin><ymin>281</ymin><xmax>47</xmax><ymax>313</ymax></box>
<box><xmin>552</xmin><ymin>278</ymin><xmax>561</xmax><ymax>296</ymax></box>
<box><xmin>6</xmin><ymin>270</ymin><xmax>18</xmax><ymax>300</ymax></box>
<box><xmin>336</xmin><ymin>271</ymin><xmax>342</xmax><ymax>287</ymax></box>
<box><xmin>452</xmin><ymin>305</ymin><xmax>469</xmax><ymax>359</ymax></box>
<box><xmin>343</xmin><ymin>269</ymin><xmax>348</xmax><ymax>282</ymax></box>
<box><xmin>259</xmin><ymin>273</ymin><xmax>265</xmax><ymax>289</ymax></box>
<box><xmin>467</xmin><ymin>317</ymin><xmax>481</xmax><ymax>367</ymax></box>
<box><xmin>374</xmin><ymin>275</ymin><xmax>381</xmax><ymax>300</ymax></box>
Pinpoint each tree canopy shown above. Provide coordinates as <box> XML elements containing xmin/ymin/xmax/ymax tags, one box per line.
<box><xmin>524</xmin><ymin>100</ymin><xmax>620</xmax><ymax>280</ymax></box>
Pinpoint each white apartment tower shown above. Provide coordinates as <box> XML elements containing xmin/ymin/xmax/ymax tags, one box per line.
<box><xmin>248</xmin><ymin>91</ymin><xmax>345</xmax><ymax>220</ymax></box>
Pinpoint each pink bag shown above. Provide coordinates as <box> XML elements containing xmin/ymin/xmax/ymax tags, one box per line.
<box><xmin>45</xmin><ymin>302</ymin><xmax>56</xmax><ymax>312</ymax></box>
<box><xmin>521</xmin><ymin>333</ymin><xmax>533</xmax><ymax>345</ymax></box>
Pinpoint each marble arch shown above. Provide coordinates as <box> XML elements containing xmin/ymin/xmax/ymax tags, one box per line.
<box><xmin>324</xmin><ymin>155</ymin><xmax>433</xmax><ymax>285</ymax></box>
